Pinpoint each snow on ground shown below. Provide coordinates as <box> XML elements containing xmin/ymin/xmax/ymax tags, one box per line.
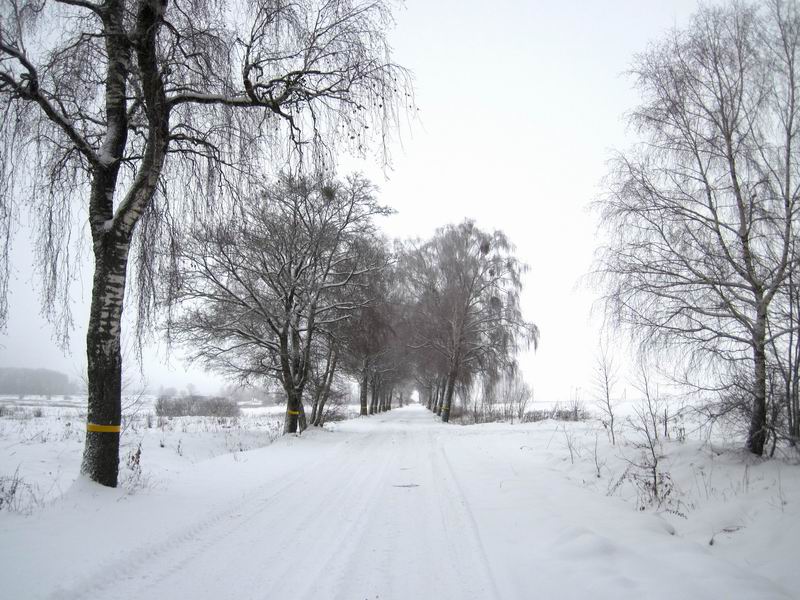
<box><xmin>0</xmin><ymin>402</ymin><xmax>797</xmax><ymax>599</ymax></box>
<box><xmin>0</xmin><ymin>398</ymin><xmax>286</xmax><ymax>505</ymax></box>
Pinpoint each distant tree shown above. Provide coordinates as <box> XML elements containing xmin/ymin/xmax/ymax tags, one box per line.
<box><xmin>336</xmin><ymin>241</ymin><xmax>395</xmax><ymax>416</ymax></box>
<box><xmin>597</xmin><ymin>0</ymin><xmax>800</xmax><ymax>455</ymax></box>
<box><xmin>397</xmin><ymin>238</ymin><xmax>452</xmax><ymax>414</ymax></box>
<box><xmin>404</xmin><ymin>221</ymin><xmax>538</xmax><ymax>422</ymax></box>
<box><xmin>0</xmin><ymin>367</ymin><xmax>78</xmax><ymax>396</ymax></box>
<box><xmin>359</xmin><ymin>262</ymin><xmax>414</xmax><ymax>415</ymax></box>
<box><xmin>0</xmin><ymin>0</ymin><xmax>410</xmax><ymax>485</ymax></box>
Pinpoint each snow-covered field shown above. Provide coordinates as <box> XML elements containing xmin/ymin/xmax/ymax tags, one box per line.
<box><xmin>0</xmin><ymin>401</ymin><xmax>798</xmax><ymax>599</ymax></box>
<box><xmin>0</xmin><ymin>395</ymin><xmax>290</xmax><ymax>506</ymax></box>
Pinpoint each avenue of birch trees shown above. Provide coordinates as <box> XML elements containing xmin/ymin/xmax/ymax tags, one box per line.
<box><xmin>170</xmin><ymin>182</ymin><xmax>539</xmax><ymax>433</ymax></box>
<box><xmin>0</xmin><ymin>0</ymin><xmax>537</xmax><ymax>489</ymax></box>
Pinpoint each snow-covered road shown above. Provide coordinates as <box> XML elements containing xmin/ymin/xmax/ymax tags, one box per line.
<box><xmin>2</xmin><ymin>404</ymin><xmax>793</xmax><ymax>599</ymax></box>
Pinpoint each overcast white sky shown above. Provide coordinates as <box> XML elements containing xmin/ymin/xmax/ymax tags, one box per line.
<box><xmin>0</xmin><ymin>0</ymin><xmax>701</xmax><ymax>400</ymax></box>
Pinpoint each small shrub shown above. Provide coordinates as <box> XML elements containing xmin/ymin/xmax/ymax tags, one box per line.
<box><xmin>562</xmin><ymin>426</ymin><xmax>579</xmax><ymax>464</ymax></box>
<box><xmin>458</xmin><ymin>411</ymin><xmax>505</xmax><ymax>425</ymax></box>
<box><xmin>319</xmin><ymin>398</ymin><xmax>347</xmax><ymax>424</ymax></box>
<box><xmin>521</xmin><ymin>403</ymin><xmax>589</xmax><ymax>423</ymax></box>
<box><xmin>521</xmin><ymin>410</ymin><xmax>548</xmax><ymax>423</ymax></box>
<box><xmin>616</xmin><ymin>362</ymin><xmax>688</xmax><ymax>514</ymax></box>
<box><xmin>32</xmin><ymin>407</ymin><xmax>43</xmax><ymax>418</ymax></box>
<box><xmin>120</xmin><ymin>442</ymin><xmax>150</xmax><ymax>492</ymax></box>
<box><xmin>128</xmin><ymin>443</ymin><xmax>141</xmax><ymax>474</ymax></box>
<box><xmin>155</xmin><ymin>395</ymin><xmax>240</xmax><ymax>417</ymax></box>
<box><xmin>564</xmin><ymin>398</ymin><xmax>588</xmax><ymax>421</ymax></box>
<box><xmin>203</xmin><ymin>397</ymin><xmax>241</xmax><ymax>417</ymax></box>
<box><xmin>0</xmin><ymin>468</ymin><xmax>41</xmax><ymax>514</ymax></box>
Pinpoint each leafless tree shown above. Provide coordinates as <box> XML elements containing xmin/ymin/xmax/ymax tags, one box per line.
<box><xmin>593</xmin><ymin>343</ymin><xmax>618</xmax><ymax>445</ymax></box>
<box><xmin>623</xmin><ymin>360</ymin><xmax>674</xmax><ymax>508</ymax></box>
<box><xmin>597</xmin><ymin>0</ymin><xmax>800</xmax><ymax>455</ymax></box>
<box><xmin>404</xmin><ymin>221</ymin><xmax>538</xmax><ymax>422</ymax></box>
<box><xmin>0</xmin><ymin>0</ymin><xmax>410</xmax><ymax>485</ymax></box>
<box><xmin>485</xmin><ymin>371</ymin><xmax>531</xmax><ymax>423</ymax></box>
<box><xmin>171</xmin><ymin>173</ymin><xmax>389</xmax><ymax>434</ymax></box>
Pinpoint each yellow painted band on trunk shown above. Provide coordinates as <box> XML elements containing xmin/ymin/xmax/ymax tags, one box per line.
<box><xmin>87</xmin><ymin>423</ymin><xmax>121</xmax><ymax>433</ymax></box>
<box><xmin>287</xmin><ymin>410</ymin><xmax>300</xmax><ymax>415</ymax></box>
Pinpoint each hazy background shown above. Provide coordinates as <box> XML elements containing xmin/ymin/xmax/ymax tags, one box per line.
<box><xmin>0</xmin><ymin>0</ymin><xmax>700</xmax><ymax>400</ymax></box>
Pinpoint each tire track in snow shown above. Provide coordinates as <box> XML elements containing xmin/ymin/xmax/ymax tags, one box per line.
<box><xmin>254</xmin><ymin>429</ymin><xmax>400</xmax><ymax>599</ymax></box>
<box><xmin>292</xmin><ymin>421</ymin><xmax>499</xmax><ymax>600</ymax></box>
<box><xmin>285</xmin><ymin>430</ymin><xmax>403</xmax><ymax>600</ymax></box>
<box><xmin>131</xmin><ymin>432</ymin><xmax>387</xmax><ymax>600</ymax></box>
<box><xmin>48</xmin><ymin>437</ymin><xmax>354</xmax><ymax>600</ymax></box>
<box><xmin>318</xmin><ymin>428</ymin><xmax>443</xmax><ymax>600</ymax></box>
<box><xmin>92</xmin><ymin>428</ymin><xmax>398</xmax><ymax>600</ymax></box>
<box><xmin>431</xmin><ymin>436</ymin><xmax>502</xmax><ymax>600</ymax></box>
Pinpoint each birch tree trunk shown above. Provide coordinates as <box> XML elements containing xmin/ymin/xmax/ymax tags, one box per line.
<box><xmin>747</xmin><ymin>310</ymin><xmax>769</xmax><ymax>455</ymax></box>
<box><xmin>81</xmin><ymin>241</ymin><xmax>130</xmax><ymax>486</ymax></box>
<box><xmin>440</xmin><ymin>367</ymin><xmax>458</xmax><ymax>423</ymax></box>
<box><xmin>309</xmin><ymin>393</ymin><xmax>320</xmax><ymax>427</ymax></box>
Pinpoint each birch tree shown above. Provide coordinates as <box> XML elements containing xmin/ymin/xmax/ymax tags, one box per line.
<box><xmin>0</xmin><ymin>0</ymin><xmax>410</xmax><ymax>485</ymax></box>
<box><xmin>597</xmin><ymin>0</ymin><xmax>800</xmax><ymax>455</ymax></box>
